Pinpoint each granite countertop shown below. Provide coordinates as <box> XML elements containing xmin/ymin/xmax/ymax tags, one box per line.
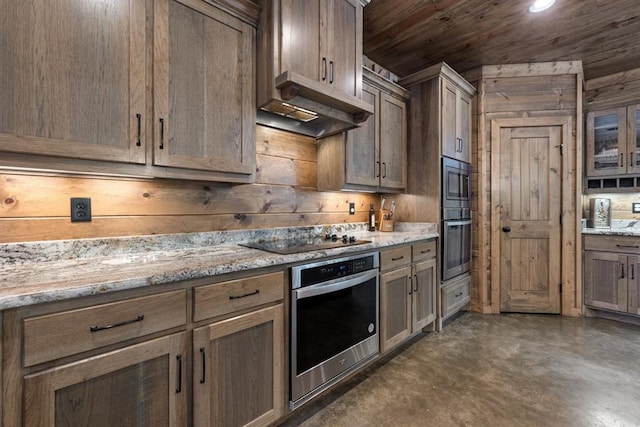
<box><xmin>582</xmin><ymin>219</ymin><xmax>640</xmax><ymax>236</ymax></box>
<box><xmin>0</xmin><ymin>223</ymin><xmax>438</xmax><ymax>310</ymax></box>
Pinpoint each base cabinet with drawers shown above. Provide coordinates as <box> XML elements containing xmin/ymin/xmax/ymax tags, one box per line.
<box><xmin>441</xmin><ymin>274</ymin><xmax>471</xmax><ymax>323</ymax></box>
<box><xmin>379</xmin><ymin>240</ymin><xmax>437</xmax><ymax>354</ymax></box>
<box><xmin>2</xmin><ymin>271</ymin><xmax>285</xmax><ymax>427</ymax></box>
<box><xmin>584</xmin><ymin>235</ymin><xmax>640</xmax><ymax>316</ymax></box>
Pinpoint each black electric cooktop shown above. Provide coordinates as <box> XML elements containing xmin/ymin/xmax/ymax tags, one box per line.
<box><xmin>239</xmin><ymin>234</ymin><xmax>371</xmax><ymax>255</ymax></box>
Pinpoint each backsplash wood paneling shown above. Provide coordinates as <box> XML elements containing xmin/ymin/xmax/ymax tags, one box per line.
<box><xmin>0</xmin><ymin>126</ymin><xmax>378</xmax><ymax>243</ymax></box>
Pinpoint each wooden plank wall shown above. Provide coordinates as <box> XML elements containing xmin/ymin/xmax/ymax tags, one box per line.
<box><xmin>0</xmin><ymin>126</ymin><xmax>378</xmax><ymax>243</ymax></box>
<box><xmin>463</xmin><ymin>62</ymin><xmax>582</xmax><ymax>316</ymax></box>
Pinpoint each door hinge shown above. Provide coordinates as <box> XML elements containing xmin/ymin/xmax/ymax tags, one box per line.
<box><xmin>555</xmin><ymin>144</ymin><xmax>563</xmax><ymax>155</ymax></box>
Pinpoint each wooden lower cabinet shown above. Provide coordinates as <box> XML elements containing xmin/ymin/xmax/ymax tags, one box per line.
<box><xmin>441</xmin><ymin>274</ymin><xmax>471</xmax><ymax>321</ymax></box>
<box><xmin>584</xmin><ymin>251</ymin><xmax>640</xmax><ymax>314</ymax></box>
<box><xmin>23</xmin><ymin>332</ymin><xmax>188</xmax><ymax>426</ymax></box>
<box><xmin>193</xmin><ymin>304</ymin><xmax>284</xmax><ymax>427</ymax></box>
<box><xmin>379</xmin><ymin>241</ymin><xmax>437</xmax><ymax>354</ymax></box>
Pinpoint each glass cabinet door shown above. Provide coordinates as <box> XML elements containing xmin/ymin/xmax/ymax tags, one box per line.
<box><xmin>628</xmin><ymin>104</ymin><xmax>640</xmax><ymax>174</ymax></box>
<box><xmin>586</xmin><ymin>108</ymin><xmax>627</xmax><ymax>176</ymax></box>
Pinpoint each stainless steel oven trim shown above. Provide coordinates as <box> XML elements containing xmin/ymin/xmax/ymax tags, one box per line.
<box><xmin>294</xmin><ymin>269</ymin><xmax>378</xmax><ymax>299</ymax></box>
<box><xmin>442</xmin><ymin>156</ymin><xmax>472</xmax><ymax>209</ymax></box>
<box><xmin>442</xmin><ymin>217</ymin><xmax>472</xmax><ymax>281</ymax></box>
<box><xmin>291</xmin><ymin>251</ymin><xmax>380</xmax><ymax>289</ymax></box>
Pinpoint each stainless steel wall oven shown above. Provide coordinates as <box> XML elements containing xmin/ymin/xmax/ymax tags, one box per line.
<box><xmin>290</xmin><ymin>252</ymin><xmax>379</xmax><ymax>408</ymax></box>
<box><xmin>442</xmin><ymin>157</ymin><xmax>472</xmax><ymax>281</ymax></box>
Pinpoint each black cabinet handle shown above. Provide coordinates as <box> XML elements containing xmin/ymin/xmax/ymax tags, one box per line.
<box><xmin>136</xmin><ymin>113</ymin><xmax>142</xmax><ymax>147</ymax></box>
<box><xmin>90</xmin><ymin>315</ymin><xmax>144</xmax><ymax>332</ymax></box>
<box><xmin>502</xmin><ymin>226</ymin><xmax>511</xmax><ymax>232</ymax></box>
<box><xmin>413</xmin><ymin>274</ymin><xmax>418</xmax><ymax>292</ymax></box>
<box><xmin>631</xmin><ymin>152</ymin><xmax>634</xmax><ymax>167</ymax></box>
<box><xmin>322</xmin><ymin>58</ymin><xmax>327</xmax><ymax>81</ymax></box>
<box><xmin>176</xmin><ymin>355</ymin><xmax>182</xmax><ymax>393</ymax></box>
<box><xmin>229</xmin><ymin>289</ymin><xmax>260</xmax><ymax>300</ymax></box>
<box><xmin>632</xmin><ymin>264</ymin><xmax>635</xmax><ymax>280</ymax></box>
<box><xmin>382</xmin><ymin>162</ymin><xmax>387</xmax><ymax>178</ymax></box>
<box><xmin>616</xmin><ymin>244</ymin><xmax>640</xmax><ymax>249</ymax></box>
<box><xmin>200</xmin><ymin>347</ymin><xmax>206</xmax><ymax>384</ymax></box>
<box><xmin>329</xmin><ymin>60</ymin><xmax>334</xmax><ymax>84</ymax></box>
<box><xmin>621</xmin><ymin>263</ymin><xmax>626</xmax><ymax>279</ymax></box>
<box><xmin>376</xmin><ymin>161</ymin><xmax>380</xmax><ymax>178</ymax></box>
<box><xmin>159</xmin><ymin>118</ymin><xmax>165</xmax><ymax>150</ymax></box>
<box><xmin>392</xmin><ymin>255</ymin><xmax>404</xmax><ymax>261</ymax></box>
<box><xmin>620</xmin><ymin>153</ymin><xmax>624</xmax><ymax>167</ymax></box>
<box><xmin>421</xmin><ymin>249</ymin><xmax>431</xmax><ymax>254</ymax></box>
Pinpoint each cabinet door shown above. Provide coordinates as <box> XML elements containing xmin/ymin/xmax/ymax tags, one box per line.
<box><xmin>346</xmin><ymin>82</ymin><xmax>379</xmax><ymax>187</ymax></box>
<box><xmin>441</xmin><ymin>79</ymin><xmax>459</xmax><ymax>160</ymax></box>
<box><xmin>457</xmin><ymin>91</ymin><xmax>472</xmax><ymax>163</ymax></box>
<box><xmin>154</xmin><ymin>0</ymin><xmax>255</xmax><ymax>174</ymax></box>
<box><xmin>412</xmin><ymin>259</ymin><xmax>437</xmax><ymax>331</ymax></box>
<box><xmin>584</xmin><ymin>251</ymin><xmax>628</xmax><ymax>312</ymax></box>
<box><xmin>193</xmin><ymin>304</ymin><xmax>284</xmax><ymax>427</ymax></box>
<box><xmin>586</xmin><ymin>108</ymin><xmax>627</xmax><ymax>176</ymax></box>
<box><xmin>627</xmin><ymin>256</ymin><xmax>640</xmax><ymax>315</ymax></box>
<box><xmin>379</xmin><ymin>92</ymin><xmax>407</xmax><ymax>189</ymax></box>
<box><xmin>380</xmin><ymin>266</ymin><xmax>411</xmax><ymax>354</ymax></box>
<box><xmin>0</xmin><ymin>0</ymin><xmax>146</xmax><ymax>164</ymax></box>
<box><xmin>279</xmin><ymin>0</ymin><xmax>323</xmax><ymax>83</ymax></box>
<box><xmin>327</xmin><ymin>0</ymin><xmax>361</xmax><ymax>97</ymax></box>
<box><xmin>627</xmin><ymin>104</ymin><xmax>640</xmax><ymax>174</ymax></box>
<box><xmin>23</xmin><ymin>333</ymin><xmax>188</xmax><ymax>427</ymax></box>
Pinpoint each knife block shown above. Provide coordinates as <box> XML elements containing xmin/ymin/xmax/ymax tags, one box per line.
<box><xmin>379</xmin><ymin>209</ymin><xmax>394</xmax><ymax>232</ymax></box>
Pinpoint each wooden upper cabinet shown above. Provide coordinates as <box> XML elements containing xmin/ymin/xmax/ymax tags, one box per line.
<box><xmin>441</xmin><ymin>77</ymin><xmax>472</xmax><ymax>163</ymax></box>
<box><xmin>278</xmin><ymin>0</ymin><xmax>360</xmax><ymax>97</ymax></box>
<box><xmin>0</xmin><ymin>0</ymin><xmax>146</xmax><ymax>164</ymax></box>
<box><xmin>586</xmin><ymin>104</ymin><xmax>640</xmax><ymax>177</ymax></box>
<box><xmin>317</xmin><ymin>68</ymin><xmax>409</xmax><ymax>192</ymax></box>
<box><xmin>153</xmin><ymin>0</ymin><xmax>256</xmax><ymax>175</ymax></box>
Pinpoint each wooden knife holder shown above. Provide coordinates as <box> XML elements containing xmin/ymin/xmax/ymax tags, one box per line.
<box><xmin>379</xmin><ymin>209</ymin><xmax>394</xmax><ymax>232</ymax></box>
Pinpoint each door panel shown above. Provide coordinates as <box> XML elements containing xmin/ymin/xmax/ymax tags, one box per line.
<box><xmin>498</xmin><ymin>125</ymin><xmax>562</xmax><ymax>313</ymax></box>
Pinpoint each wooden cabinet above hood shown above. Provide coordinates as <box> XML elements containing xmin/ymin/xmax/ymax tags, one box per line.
<box><xmin>256</xmin><ymin>0</ymin><xmax>373</xmax><ymax>138</ymax></box>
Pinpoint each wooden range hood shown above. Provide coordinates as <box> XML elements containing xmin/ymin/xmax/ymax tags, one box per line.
<box><xmin>256</xmin><ymin>0</ymin><xmax>374</xmax><ymax>138</ymax></box>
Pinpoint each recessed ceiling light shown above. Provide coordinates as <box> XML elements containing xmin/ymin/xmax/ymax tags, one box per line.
<box><xmin>529</xmin><ymin>0</ymin><xmax>556</xmax><ymax>13</ymax></box>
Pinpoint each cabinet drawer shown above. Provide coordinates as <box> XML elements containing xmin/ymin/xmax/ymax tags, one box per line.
<box><xmin>380</xmin><ymin>246</ymin><xmax>412</xmax><ymax>271</ymax></box>
<box><xmin>442</xmin><ymin>275</ymin><xmax>471</xmax><ymax>319</ymax></box>
<box><xmin>584</xmin><ymin>235</ymin><xmax>640</xmax><ymax>254</ymax></box>
<box><xmin>412</xmin><ymin>240</ymin><xmax>437</xmax><ymax>262</ymax></box>
<box><xmin>193</xmin><ymin>272</ymin><xmax>284</xmax><ymax>322</ymax></box>
<box><xmin>23</xmin><ymin>290</ymin><xmax>186</xmax><ymax>367</ymax></box>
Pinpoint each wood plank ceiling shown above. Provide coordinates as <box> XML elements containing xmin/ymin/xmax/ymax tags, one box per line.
<box><xmin>363</xmin><ymin>0</ymin><xmax>640</xmax><ymax>80</ymax></box>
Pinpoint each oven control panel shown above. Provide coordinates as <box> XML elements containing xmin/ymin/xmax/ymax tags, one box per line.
<box><xmin>293</xmin><ymin>253</ymin><xmax>379</xmax><ymax>288</ymax></box>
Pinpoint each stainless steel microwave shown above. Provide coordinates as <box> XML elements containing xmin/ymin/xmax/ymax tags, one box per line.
<box><xmin>442</xmin><ymin>157</ymin><xmax>471</xmax><ymax>209</ymax></box>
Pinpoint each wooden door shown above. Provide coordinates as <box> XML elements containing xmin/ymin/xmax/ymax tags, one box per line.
<box><xmin>279</xmin><ymin>0</ymin><xmax>323</xmax><ymax>83</ymax></box>
<box><xmin>0</xmin><ymin>0</ymin><xmax>146</xmax><ymax>164</ymax></box>
<box><xmin>193</xmin><ymin>304</ymin><xmax>284</xmax><ymax>427</ymax></box>
<box><xmin>379</xmin><ymin>266</ymin><xmax>411</xmax><ymax>353</ymax></box>
<box><xmin>346</xmin><ymin>81</ymin><xmax>379</xmax><ymax>187</ymax></box>
<box><xmin>412</xmin><ymin>259</ymin><xmax>437</xmax><ymax>331</ymax></box>
<box><xmin>327</xmin><ymin>0</ymin><xmax>360</xmax><ymax>97</ymax></box>
<box><xmin>584</xmin><ymin>251</ymin><xmax>628</xmax><ymax>312</ymax></box>
<box><xmin>154</xmin><ymin>0</ymin><xmax>255</xmax><ymax>174</ymax></box>
<box><xmin>379</xmin><ymin>92</ymin><xmax>407</xmax><ymax>190</ymax></box>
<box><xmin>23</xmin><ymin>333</ymin><xmax>188</xmax><ymax>427</ymax></box>
<box><xmin>495</xmin><ymin>124</ymin><xmax>562</xmax><ymax>313</ymax></box>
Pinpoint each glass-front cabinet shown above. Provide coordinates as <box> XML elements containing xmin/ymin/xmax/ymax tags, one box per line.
<box><xmin>586</xmin><ymin>104</ymin><xmax>640</xmax><ymax>177</ymax></box>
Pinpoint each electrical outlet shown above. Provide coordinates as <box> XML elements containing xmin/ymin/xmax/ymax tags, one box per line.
<box><xmin>349</xmin><ymin>202</ymin><xmax>355</xmax><ymax>215</ymax></box>
<box><xmin>633</xmin><ymin>202</ymin><xmax>640</xmax><ymax>214</ymax></box>
<box><xmin>71</xmin><ymin>197</ymin><xmax>92</xmax><ymax>222</ymax></box>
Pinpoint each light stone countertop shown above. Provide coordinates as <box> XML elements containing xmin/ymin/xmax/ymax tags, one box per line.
<box><xmin>582</xmin><ymin>228</ymin><xmax>640</xmax><ymax>237</ymax></box>
<box><xmin>0</xmin><ymin>223</ymin><xmax>438</xmax><ymax>310</ymax></box>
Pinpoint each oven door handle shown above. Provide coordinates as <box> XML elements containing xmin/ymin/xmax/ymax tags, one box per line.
<box><xmin>294</xmin><ymin>269</ymin><xmax>378</xmax><ymax>300</ymax></box>
<box><xmin>444</xmin><ymin>219</ymin><xmax>472</xmax><ymax>227</ymax></box>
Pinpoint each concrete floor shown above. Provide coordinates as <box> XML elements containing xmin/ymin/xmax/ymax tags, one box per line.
<box><xmin>281</xmin><ymin>312</ymin><xmax>640</xmax><ymax>427</ymax></box>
